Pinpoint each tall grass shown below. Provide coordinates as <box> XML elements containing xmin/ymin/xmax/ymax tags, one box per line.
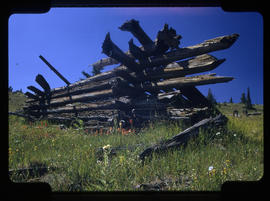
<box><xmin>8</xmin><ymin>104</ymin><xmax>263</xmax><ymax>191</ymax></box>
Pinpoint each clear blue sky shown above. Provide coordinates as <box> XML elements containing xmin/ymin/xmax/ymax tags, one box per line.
<box><xmin>8</xmin><ymin>7</ymin><xmax>263</xmax><ymax>104</ymax></box>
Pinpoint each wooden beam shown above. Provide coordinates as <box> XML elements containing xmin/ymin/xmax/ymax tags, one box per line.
<box><xmin>27</xmin><ymin>85</ymin><xmax>45</xmax><ymax>97</ymax></box>
<box><xmin>140</xmin><ymin>74</ymin><xmax>234</xmax><ymax>92</ymax></box>
<box><xmin>119</xmin><ymin>19</ymin><xmax>155</xmax><ymax>52</ymax></box>
<box><xmin>102</xmin><ymin>32</ymin><xmax>143</xmax><ymax>72</ymax></box>
<box><xmin>149</xmin><ymin>34</ymin><xmax>239</xmax><ymax>67</ymax></box>
<box><xmin>39</xmin><ymin>55</ymin><xmax>71</xmax><ymax>85</ymax></box>
<box><xmin>35</xmin><ymin>74</ymin><xmax>50</xmax><ymax>93</ymax></box>
<box><xmin>92</xmin><ymin>33</ymin><xmax>239</xmax><ymax>69</ymax></box>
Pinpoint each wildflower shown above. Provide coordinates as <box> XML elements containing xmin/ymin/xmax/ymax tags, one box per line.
<box><xmin>216</xmin><ymin>132</ymin><xmax>221</xmax><ymax>136</ymax></box>
<box><xmin>233</xmin><ymin>133</ymin><xmax>237</xmax><ymax>137</ymax></box>
<box><xmin>222</xmin><ymin>167</ymin><xmax>227</xmax><ymax>175</ymax></box>
<box><xmin>119</xmin><ymin>156</ymin><xmax>125</xmax><ymax>164</ymax></box>
<box><xmin>102</xmin><ymin>144</ymin><xmax>111</xmax><ymax>150</ymax></box>
<box><xmin>225</xmin><ymin>160</ymin><xmax>230</xmax><ymax>166</ymax></box>
<box><xmin>16</xmin><ymin>148</ymin><xmax>19</xmax><ymax>152</ymax></box>
<box><xmin>208</xmin><ymin>166</ymin><xmax>216</xmax><ymax>176</ymax></box>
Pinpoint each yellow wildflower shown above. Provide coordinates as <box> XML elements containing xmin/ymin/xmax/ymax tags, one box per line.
<box><xmin>119</xmin><ymin>156</ymin><xmax>125</xmax><ymax>164</ymax></box>
<box><xmin>102</xmin><ymin>144</ymin><xmax>111</xmax><ymax>150</ymax></box>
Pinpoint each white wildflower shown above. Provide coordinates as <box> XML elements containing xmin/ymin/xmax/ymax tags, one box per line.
<box><xmin>208</xmin><ymin>166</ymin><xmax>214</xmax><ymax>171</ymax></box>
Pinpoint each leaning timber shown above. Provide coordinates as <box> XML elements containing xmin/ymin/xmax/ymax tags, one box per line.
<box><xmin>139</xmin><ymin>114</ymin><xmax>228</xmax><ymax>161</ymax></box>
<box><xmin>22</xmin><ymin>19</ymin><xmax>239</xmax><ymax>131</ymax></box>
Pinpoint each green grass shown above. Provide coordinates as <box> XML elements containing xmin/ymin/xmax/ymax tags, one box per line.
<box><xmin>8</xmin><ymin>94</ymin><xmax>264</xmax><ymax>191</ymax></box>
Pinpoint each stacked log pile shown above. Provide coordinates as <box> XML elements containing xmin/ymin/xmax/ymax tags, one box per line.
<box><xmin>23</xmin><ymin>19</ymin><xmax>239</xmax><ymax>131</ymax></box>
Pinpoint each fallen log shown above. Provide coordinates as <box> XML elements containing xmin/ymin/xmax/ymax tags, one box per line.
<box><xmin>92</xmin><ymin>33</ymin><xmax>238</xmax><ymax>69</ymax></box>
<box><xmin>139</xmin><ymin>114</ymin><xmax>227</xmax><ymax>161</ymax></box>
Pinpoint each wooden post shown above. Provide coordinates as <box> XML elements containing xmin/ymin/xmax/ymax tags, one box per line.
<box><xmin>39</xmin><ymin>55</ymin><xmax>71</xmax><ymax>85</ymax></box>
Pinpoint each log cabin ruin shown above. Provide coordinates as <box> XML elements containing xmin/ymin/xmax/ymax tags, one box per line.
<box><xmin>22</xmin><ymin>19</ymin><xmax>239</xmax><ymax>132</ymax></box>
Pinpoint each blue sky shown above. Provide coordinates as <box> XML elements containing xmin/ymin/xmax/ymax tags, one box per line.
<box><xmin>8</xmin><ymin>7</ymin><xmax>263</xmax><ymax>104</ymax></box>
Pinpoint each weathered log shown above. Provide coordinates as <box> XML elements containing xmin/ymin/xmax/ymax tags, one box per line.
<box><xmin>48</xmin><ymin>89</ymin><xmax>115</xmax><ymax>107</ymax></box>
<box><xmin>133</xmin><ymin>54</ymin><xmax>225</xmax><ymax>82</ymax></box>
<box><xmin>53</xmin><ymin>53</ymin><xmax>223</xmax><ymax>99</ymax></box>
<box><xmin>102</xmin><ymin>32</ymin><xmax>143</xmax><ymax>72</ymax></box>
<box><xmin>25</xmin><ymin>92</ymin><xmax>39</xmax><ymax>100</ymax></box>
<box><xmin>39</xmin><ymin>55</ymin><xmax>71</xmax><ymax>85</ymax></box>
<box><xmin>92</xmin><ymin>57</ymin><xmax>119</xmax><ymax>70</ymax></box>
<box><xmin>154</xmin><ymin>23</ymin><xmax>182</xmax><ymax>54</ymax></box>
<box><xmin>35</xmin><ymin>74</ymin><xmax>50</xmax><ymax>93</ymax></box>
<box><xmin>92</xmin><ymin>33</ymin><xmax>238</xmax><ymax>69</ymax></box>
<box><xmin>140</xmin><ymin>74</ymin><xmax>234</xmax><ymax>92</ymax></box>
<box><xmin>128</xmin><ymin>38</ymin><xmax>151</xmax><ymax>68</ymax></box>
<box><xmin>149</xmin><ymin>33</ymin><xmax>239</xmax><ymax>67</ymax></box>
<box><xmin>167</xmin><ymin>107</ymin><xmax>209</xmax><ymax>118</ymax></box>
<box><xmin>180</xmin><ymin>86</ymin><xmax>211</xmax><ymax>107</ymax></box>
<box><xmin>119</xmin><ymin>19</ymin><xmax>155</xmax><ymax>52</ymax></box>
<box><xmin>27</xmin><ymin>86</ymin><xmax>45</xmax><ymax>97</ymax></box>
<box><xmin>51</xmin><ymin>76</ymin><xmax>123</xmax><ymax>99</ymax></box>
<box><xmin>139</xmin><ymin>114</ymin><xmax>228</xmax><ymax>161</ymax></box>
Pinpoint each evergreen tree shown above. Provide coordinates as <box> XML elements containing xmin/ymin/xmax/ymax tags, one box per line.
<box><xmin>246</xmin><ymin>87</ymin><xmax>253</xmax><ymax>109</ymax></box>
<box><xmin>206</xmin><ymin>88</ymin><xmax>217</xmax><ymax>105</ymax></box>
<box><xmin>240</xmin><ymin>92</ymin><xmax>246</xmax><ymax>104</ymax></box>
<box><xmin>229</xmin><ymin>97</ymin><xmax>233</xmax><ymax>103</ymax></box>
<box><xmin>8</xmin><ymin>86</ymin><xmax>13</xmax><ymax>92</ymax></box>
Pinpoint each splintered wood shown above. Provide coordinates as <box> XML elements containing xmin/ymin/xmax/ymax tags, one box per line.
<box><xmin>23</xmin><ymin>19</ymin><xmax>239</xmax><ymax>131</ymax></box>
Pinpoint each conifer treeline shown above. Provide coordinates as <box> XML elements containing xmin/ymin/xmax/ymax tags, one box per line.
<box><xmin>206</xmin><ymin>87</ymin><xmax>254</xmax><ymax>109</ymax></box>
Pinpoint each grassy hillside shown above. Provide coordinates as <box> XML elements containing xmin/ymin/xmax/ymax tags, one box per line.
<box><xmin>8</xmin><ymin>91</ymin><xmax>27</xmax><ymax>112</ymax></box>
<box><xmin>8</xmin><ymin>96</ymin><xmax>264</xmax><ymax>191</ymax></box>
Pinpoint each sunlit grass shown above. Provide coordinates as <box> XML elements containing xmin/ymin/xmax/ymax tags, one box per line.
<box><xmin>8</xmin><ymin>103</ymin><xmax>263</xmax><ymax>191</ymax></box>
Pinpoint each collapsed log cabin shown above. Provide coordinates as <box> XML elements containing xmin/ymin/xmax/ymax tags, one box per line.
<box><xmin>22</xmin><ymin>19</ymin><xmax>239</xmax><ymax>132</ymax></box>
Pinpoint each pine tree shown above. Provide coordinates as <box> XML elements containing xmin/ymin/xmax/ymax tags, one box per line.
<box><xmin>246</xmin><ymin>87</ymin><xmax>253</xmax><ymax>109</ymax></box>
<box><xmin>240</xmin><ymin>92</ymin><xmax>246</xmax><ymax>104</ymax></box>
<box><xmin>206</xmin><ymin>88</ymin><xmax>217</xmax><ymax>105</ymax></box>
<box><xmin>229</xmin><ymin>97</ymin><xmax>233</xmax><ymax>103</ymax></box>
